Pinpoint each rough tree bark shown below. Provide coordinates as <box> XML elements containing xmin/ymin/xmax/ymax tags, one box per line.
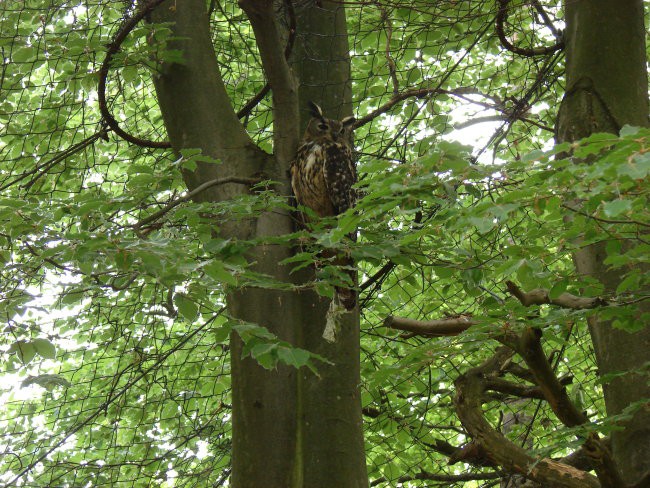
<box><xmin>149</xmin><ymin>1</ymin><xmax>367</xmax><ymax>486</ymax></box>
<box><xmin>556</xmin><ymin>1</ymin><xmax>650</xmax><ymax>485</ymax></box>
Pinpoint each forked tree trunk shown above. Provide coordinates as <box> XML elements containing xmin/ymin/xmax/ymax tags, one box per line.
<box><xmin>556</xmin><ymin>1</ymin><xmax>650</xmax><ymax>485</ymax></box>
<box><xmin>149</xmin><ymin>1</ymin><xmax>367</xmax><ymax>486</ymax></box>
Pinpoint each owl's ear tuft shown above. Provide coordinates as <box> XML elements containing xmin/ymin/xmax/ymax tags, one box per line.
<box><xmin>308</xmin><ymin>101</ymin><xmax>324</xmax><ymax>120</ymax></box>
<box><xmin>341</xmin><ymin>116</ymin><xmax>356</xmax><ymax>128</ymax></box>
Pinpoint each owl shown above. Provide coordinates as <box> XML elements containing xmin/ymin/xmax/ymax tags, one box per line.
<box><xmin>291</xmin><ymin>101</ymin><xmax>357</xmax><ymax>310</ymax></box>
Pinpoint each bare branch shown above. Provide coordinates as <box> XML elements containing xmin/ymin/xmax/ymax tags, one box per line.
<box><xmin>378</xmin><ymin>6</ymin><xmax>399</xmax><ymax>95</ymax></box>
<box><xmin>502</xmin><ymin>328</ymin><xmax>626</xmax><ymax>487</ymax></box>
<box><xmin>485</xmin><ymin>375</ymin><xmax>572</xmax><ymax>400</ymax></box>
<box><xmin>133</xmin><ymin>176</ymin><xmax>260</xmax><ymax>229</ymax></box>
<box><xmin>99</xmin><ymin>0</ymin><xmax>171</xmax><ymax>148</ymax></box>
<box><xmin>495</xmin><ymin>0</ymin><xmax>564</xmax><ymax>57</ymax></box>
<box><xmin>506</xmin><ymin>281</ymin><xmax>608</xmax><ymax>309</ymax></box>
<box><xmin>384</xmin><ymin>315</ymin><xmax>478</xmax><ymax>337</ymax></box>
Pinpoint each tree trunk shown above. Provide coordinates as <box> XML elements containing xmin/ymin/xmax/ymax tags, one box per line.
<box><xmin>291</xmin><ymin>3</ymin><xmax>367</xmax><ymax>487</ymax></box>
<box><xmin>556</xmin><ymin>1</ymin><xmax>650</xmax><ymax>485</ymax></box>
<box><xmin>149</xmin><ymin>1</ymin><xmax>367</xmax><ymax>486</ymax></box>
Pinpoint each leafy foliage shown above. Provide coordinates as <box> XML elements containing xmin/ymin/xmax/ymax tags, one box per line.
<box><xmin>0</xmin><ymin>1</ymin><xmax>647</xmax><ymax>487</ymax></box>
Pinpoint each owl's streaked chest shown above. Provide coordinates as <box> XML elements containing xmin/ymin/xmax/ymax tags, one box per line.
<box><xmin>292</xmin><ymin>142</ymin><xmax>335</xmax><ymax>217</ymax></box>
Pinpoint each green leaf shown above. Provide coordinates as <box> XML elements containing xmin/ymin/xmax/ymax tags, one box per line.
<box><xmin>9</xmin><ymin>341</ymin><xmax>36</xmax><ymax>364</ymax></box>
<box><xmin>602</xmin><ymin>199</ymin><xmax>631</xmax><ymax>217</ymax></box>
<box><xmin>174</xmin><ymin>293</ymin><xmax>198</xmax><ymax>322</ymax></box>
<box><xmin>203</xmin><ymin>260</ymin><xmax>237</xmax><ymax>285</ymax></box>
<box><xmin>249</xmin><ymin>343</ymin><xmax>278</xmax><ymax>369</ymax></box>
<box><xmin>548</xmin><ymin>281</ymin><xmax>568</xmax><ymax>300</ymax></box>
<box><xmin>22</xmin><ymin>374</ymin><xmax>71</xmax><ymax>390</ymax></box>
<box><xmin>32</xmin><ymin>338</ymin><xmax>56</xmax><ymax>359</ymax></box>
<box><xmin>277</xmin><ymin>346</ymin><xmax>311</xmax><ymax>369</ymax></box>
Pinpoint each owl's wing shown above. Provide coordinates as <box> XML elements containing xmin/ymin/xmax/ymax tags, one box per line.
<box><xmin>323</xmin><ymin>143</ymin><xmax>357</xmax><ymax>215</ymax></box>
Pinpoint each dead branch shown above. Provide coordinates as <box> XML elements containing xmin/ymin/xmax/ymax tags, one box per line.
<box><xmin>384</xmin><ymin>315</ymin><xmax>477</xmax><ymax>337</ymax></box>
<box><xmin>506</xmin><ymin>280</ymin><xmax>608</xmax><ymax>309</ymax></box>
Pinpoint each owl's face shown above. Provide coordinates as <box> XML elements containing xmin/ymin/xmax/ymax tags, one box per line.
<box><xmin>304</xmin><ymin>102</ymin><xmax>355</xmax><ymax>145</ymax></box>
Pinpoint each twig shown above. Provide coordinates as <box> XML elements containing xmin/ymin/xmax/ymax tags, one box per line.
<box><xmin>562</xmin><ymin>202</ymin><xmax>650</xmax><ymax>229</ymax></box>
<box><xmin>378</xmin><ymin>6</ymin><xmax>399</xmax><ymax>95</ymax></box>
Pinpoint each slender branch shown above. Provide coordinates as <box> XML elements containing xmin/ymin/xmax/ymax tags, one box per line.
<box><xmin>98</xmin><ymin>0</ymin><xmax>171</xmax><ymax>148</ymax></box>
<box><xmin>454</xmin><ymin>114</ymin><xmax>553</xmax><ymax>133</ymax></box>
<box><xmin>378</xmin><ymin>6</ymin><xmax>399</xmax><ymax>95</ymax></box>
<box><xmin>562</xmin><ymin>202</ymin><xmax>650</xmax><ymax>229</ymax></box>
<box><xmin>485</xmin><ymin>375</ymin><xmax>572</xmax><ymax>400</ymax></box>
<box><xmin>384</xmin><ymin>315</ymin><xmax>477</xmax><ymax>337</ymax></box>
<box><xmin>505</xmin><ymin>281</ymin><xmax>608</xmax><ymax>309</ymax></box>
<box><xmin>133</xmin><ymin>176</ymin><xmax>260</xmax><ymax>229</ymax></box>
<box><xmin>0</xmin><ymin>128</ymin><xmax>107</xmax><ymax>192</ymax></box>
<box><xmin>353</xmin><ymin>88</ymin><xmax>441</xmax><ymax>129</ymax></box>
<box><xmin>359</xmin><ymin>260</ymin><xmax>395</xmax><ymax>291</ymax></box>
<box><xmin>531</xmin><ymin>0</ymin><xmax>562</xmax><ymax>38</ymax></box>
<box><xmin>495</xmin><ymin>0</ymin><xmax>564</xmax><ymax>57</ymax></box>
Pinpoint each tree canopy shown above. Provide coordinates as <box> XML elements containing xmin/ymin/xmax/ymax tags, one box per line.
<box><xmin>1</xmin><ymin>1</ymin><xmax>648</xmax><ymax>487</ymax></box>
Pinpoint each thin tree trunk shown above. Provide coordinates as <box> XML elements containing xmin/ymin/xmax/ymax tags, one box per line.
<box><xmin>556</xmin><ymin>2</ymin><xmax>650</xmax><ymax>485</ymax></box>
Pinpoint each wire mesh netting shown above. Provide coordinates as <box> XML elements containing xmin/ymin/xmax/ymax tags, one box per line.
<box><xmin>0</xmin><ymin>1</ymin><xmax>620</xmax><ymax>486</ymax></box>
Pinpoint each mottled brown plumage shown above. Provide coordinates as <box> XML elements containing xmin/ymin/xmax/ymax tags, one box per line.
<box><xmin>291</xmin><ymin>102</ymin><xmax>357</xmax><ymax>310</ymax></box>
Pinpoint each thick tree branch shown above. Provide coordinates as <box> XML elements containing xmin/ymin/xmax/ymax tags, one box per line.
<box><xmin>239</xmin><ymin>0</ymin><xmax>299</xmax><ymax>166</ymax></box>
<box><xmin>150</xmin><ymin>0</ymin><xmax>262</xmax><ymax>202</ymax></box>
<box><xmin>502</xmin><ymin>328</ymin><xmax>626</xmax><ymax>488</ymax></box>
<box><xmin>234</xmin><ymin>0</ymin><xmax>296</xmax><ymax>120</ymax></box>
<box><xmin>384</xmin><ymin>315</ymin><xmax>477</xmax><ymax>337</ymax></box>
<box><xmin>454</xmin><ymin>348</ymin><xmax>600</xmax><ymax>488</ymax></box>
<box><xmin>506</xmin><ymin>280</ymin><xmax>608</xmax><ymax>309</ymax></box>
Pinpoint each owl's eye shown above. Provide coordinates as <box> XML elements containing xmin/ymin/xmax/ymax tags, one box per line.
<box><xmin>318</xmin><ymin>123</ymin><xmax>328</xmax><ymax>130</ymax></box>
